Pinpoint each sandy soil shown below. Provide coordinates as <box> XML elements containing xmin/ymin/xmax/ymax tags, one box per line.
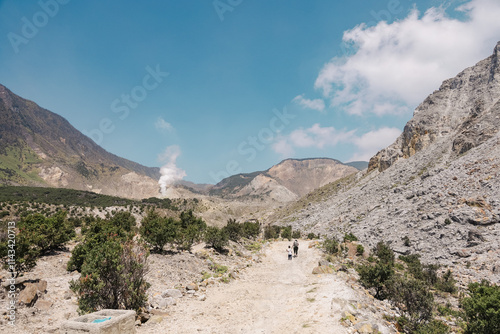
<box><xmin>140</xmin><ymin>240</ymin><xmax>355</xmax><ymax>334</ymax></box>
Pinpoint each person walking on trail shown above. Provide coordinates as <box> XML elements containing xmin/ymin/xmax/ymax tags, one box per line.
<box><xmin>293</xmin><ymin>239</ymin><xmax>299</xmax><ymax>257</ymax></box>
<box><xmin>287</xmin><ymin>245</ymin><xmax>293</xmax><ymax>260</ymax></box>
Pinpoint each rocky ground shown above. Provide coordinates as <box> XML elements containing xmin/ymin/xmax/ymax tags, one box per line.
<box><xmin>0</xmin><ymin>239</ymin><xmax>405</xmax><ymax>334</ymax></box>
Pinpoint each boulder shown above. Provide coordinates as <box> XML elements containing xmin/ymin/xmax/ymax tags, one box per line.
<box><xmin>312</xmin><ymin>265</ymin><xmax>333</xmax><ymax>275</ymax></box>
<box><xmin>186</xmin><ymin>283</ymin><xmax>199</xmax><ymax>291</ymax></box>
<box><xmin>18</xmin><ymin>283</ymin><xmax>38</xmax><ymax>306</ymax></box>
<box><xmin>161</xmin><ymin>289</ymin><xmax>183</xmax><ymax>299</ymax></box>
<box><xmin>34</xmin><ymin>280</ymin><xmax>47</xmax><ymax>293</ymax></box>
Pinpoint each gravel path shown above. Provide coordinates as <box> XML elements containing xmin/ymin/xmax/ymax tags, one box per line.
<box><xmin>141</xmin><ymin>240</ymin><xmax>354</xmax><ymax>333</ymax></box>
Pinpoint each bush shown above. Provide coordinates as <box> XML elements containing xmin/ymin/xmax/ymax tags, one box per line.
<box><xmin>264</xmin><ymin>225</ymin><xmax>278</xmax><ymax>240</ymax></box>
<box><xmin>307</xmin><ymin>232</ymin><xmax>319</xmax><ymax>239</ymax></box>
<box><xmin>387</xmin><ymin>276</ymin><xmax>434</xmax><ymax>332</ymax></box>
<box><xmin>224</xmin><ymin>219</ymin><xmax>242</xmax><ymax>242</ymax></box>
<box><xmin>291</xmin><ymin>230</ymin><xmax>301</xmax><ymax>239</ymax></box>
<box><xmin>373</xmin><ymin>241</ymin><xmax>394</xmax><ymax>265</ymax></box>
<box><xmin>18</xmin><ymin>211</ymin><xmax>75</xmax><ymax>254</ymax></box>
<box><xmin>435</xmin><ymin>269</ymin><xmax>456</xmax><ymax>294</ymax></box>
<box><xmin>356</xmin><ymin>244</ymin><xmax>364</xmax><ymax>256</ymax></box>
<box><xmin>140</xmin><ymin>210</ymin><xmax>178</xmax><ymax>252</ymax></box>
<box><xmin>357</xmin><ymin>262</ymin><xmax>394</xmax><ymax>300</ymax></box>
<box><xmin>175</xmin><ymin>210</ymin><xmax>206</xmax><ymax>251</ymax></box>
<box><xmin>323</xmin><ymin>237</ymin><xmax>339</xmax><ymax>255</ymax></box>
<box><xmin>414</xmin><ymin>319</ymin><xmax>449</xmax><ymax>334</ymax></box>
<box><xmin>242</xmin><ymin>221</ymin><xmax>260</xmax><ymax>239</ymax></box>
<box><xmin>1</xmin><ymin>211</ymin><xmax>75</xmax><ymax>274</ymax></box>
<box><xmin>343</xmin><ymin>232</ymin><xmax>358</xmax><ymax>242</ymax></box>
<box><xmin>461</xmin><ymin>280</ymin><xmax>500</xmax><ymax>334</ymax></box>
<box><xmin>67</xmin><ymin>214</ymin><xmax>133</xmax><ymax>272</ymax></box>
<box><xmin>281</xmin><ymin>226</ymin><xmax>292</xmax><ymax>241</ymax></box>
<box><xmin>204</xmin><ymin>226</ymin><xmax>228</xmax><ymax>252</ymax></box>
<box><xmin>70</xmin><ymin>240</ymin><xmax>149</xmax><ymax>314</ymax></box>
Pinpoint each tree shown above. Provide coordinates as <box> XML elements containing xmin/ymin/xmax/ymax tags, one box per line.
<box><xmin>70</xmin><ymin>240</ymin><xmax>150</xmax><ymax>314</ymax></box>
<box><xmin>357</xmin><ymin>261</ymin><xmax>394</xmax><ymax>300</ymax></box>
<box><xmin>462</xmin><ymin>280</ymin><xmax>500</xmax><ymax>334</ymax></box>
<box><xmin>175</xmin><ymin>210</ymin><xmax>206</xmax><ymax>251</ymax></box>
<box><xmin>140</xmin><ymin>210</ymin><xmax>177</xmax><ymax>252</ymax></box>
<box><xmin>223</xmin><ymin>218</ymin><xmax>242</xmax><ymax>242</ymax></box>
<box><xmin>242</xmin><ymin>221</ymin><xmax>260</xmax><ymax>239</ymax></box>
<box><xmin>281</xmin><ymin>226</ymin><xmax>292</xmax><ymax>241</ymax></box>
<box><xmin>387</xmin><ymin>276</ymin><xmax>434</xmax><ymax>332</ymax></box>
<box><xmin>204</xmin><ymin>226</ymin><xmax>229</xmax><ymax>252</ymax></box>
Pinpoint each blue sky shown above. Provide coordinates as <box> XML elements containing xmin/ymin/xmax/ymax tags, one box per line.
<box><xmin>1</xmin><ymin>0</ymin><xmax>500</xmax><ymax>185</ymax></box>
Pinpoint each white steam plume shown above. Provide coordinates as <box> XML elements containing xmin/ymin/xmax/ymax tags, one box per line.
<box><xmin>158</xmin><ymin>145</ymin><xmax>186</xmax><ymax>196</ymax></box>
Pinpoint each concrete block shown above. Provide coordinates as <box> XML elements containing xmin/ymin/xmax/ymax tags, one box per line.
<box><xmin>62</xmin><ymin>309</ymin><xmax>136</xmax><ymax>334</ymax></box>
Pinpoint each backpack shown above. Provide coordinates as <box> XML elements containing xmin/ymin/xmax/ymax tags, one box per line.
<box><xmin>293</xmin><ymin>240</ymin><xmax>299</xmax><ymax>247</ymax></box>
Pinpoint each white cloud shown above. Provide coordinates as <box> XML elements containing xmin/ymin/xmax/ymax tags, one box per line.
<box><xmin>314</xmin><ymin>0</ymin><xmax>500</xmax><ymax>116</ymax></box>
<box><xmin>158</xmin><ymin>145</ymin><xmax>186</xmax><ymax>196</ymax></box>
<box><xmin>272</xmin><ymin>124</ymin><xmax>355</xmax><ymax>157</ymax></box>
<box><xmin>155</xmin><ymin>117</ymin><xmax>174</xmax><ymax>133</ymax></box>
<box><xmin>272</xmin><ymin>124</ymin><xmax>401</xmax><ymax>161</ymax></box>
<box><xmin>292</xmin><ymin>94</ymin><xmax>325</xmax><ymax>111</ymax></box>
<box><xmin>350</xmin><ymin>127</ymin><xmax>402</xmax><ymax>161</ymax></box>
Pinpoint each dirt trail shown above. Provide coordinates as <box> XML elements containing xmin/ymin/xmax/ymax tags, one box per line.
<box><xmin>142</xmin><ymin>241</ymin><xmax>356</xmax><ymax>333</ymax></box>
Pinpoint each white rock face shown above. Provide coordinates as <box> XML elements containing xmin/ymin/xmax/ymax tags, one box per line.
<box><xmin>275</xmin><ymin>42</ymin><xmax>500</xmax><ymax>284</ymax></box>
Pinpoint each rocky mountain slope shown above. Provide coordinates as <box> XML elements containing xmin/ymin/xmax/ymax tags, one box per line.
<box><xmin>0</xmin><ymin>84</ymin><xmax>161</xmax><ymax>199</ymax></box>
<box><xmin>272</xmin><ymin>42</ymin><xmax>500</xmax><ymax>284</ymax></box>
<box><xmin>207</xmin><ymin>158</ymin><xmax>359</xmax><ymax>202</ymax></box>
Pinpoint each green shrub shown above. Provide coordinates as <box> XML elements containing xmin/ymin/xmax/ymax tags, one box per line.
<box><xmin>356</xmin><ymin>244</ymin><xmax>364</xmax><ymax>256</ymax></box>
<box><xmin>175</xmin><ymin>210</ymin><xmax>206</xmax><ymax>251</ymax></box>
<box><xmin>204</xmin><ymin>226</ymin><xmax>229</xmax><ymax>252</ymax></box>
<box><xmin>18</xmin><ymin>211</ymin><xmax>75</xmax><ymax>254</ymax></box>
<box><xmin>461</xmin><ymin>280</ymin><xmax>500</xmax><ymax>334</ymax></box>
<box><xmin>70</xmin><ymin>240</ymin><xmax>149</xmax><ymax>314</ymax></box>
<box><xmin>67</xmin><ymin>214</ymin><xmax>133</xmax><ymax>272</ymax></box>
<box><xmin>357</xmin><ymin>262</ymin><xmax>394</xmax><ymax>300</ymax></box>
<box><xmin>140</xmin><ymin>210</ymin><xmax>178</xmax><ymax>252</ymax></box>
<box><xmin>373</xmin><ymin>241</ymin><xmax>395</xmax><ymax>265</ymax></box>
<box><xmin>281</xmin><ymin>226</ymin><xmax>292</xmax><ymax>241</ymax></box>
<box><xmin>224</xmin><ymin>218</ymin><xmax>242</xmax><ymax>242</ymax></box>
<box><xmin>323</xmin><ymin>237</ymin><xmax>339</xmax><ymax>255</ymax></box>
<box><xmin>387</xmin><ymin>276</ymin><xmax>434</xmax><ymax>332</ymax></box>
<box><xmin>291</xmin><ymin>230</ymin><xmax>301</xmax><ymax>239</ymax></box>
<box><xmin>343</xmin><ymin>232</ymin><xmax>358</xmax><ymax>242</ymax></box>
<box><xmin>264</xmin><ymin>225</ymin><xmax>279</xmax><ymax>240</ymax></box>
<box><xmin>242</xmin><ymin>221</ymin><xmax>260</xmax><ymax>239</ymax></box>
<box><xmin>414</xmin><ymin>319</ymin><xmax>449</xmax><ymax>334</ymax></box>
<box><xmin>307</xmin><ymin>232</ymin><xmax>319</xmax><ymax>239</ymax></box>
<box><xmin>435</xmin><ymin>269</ymin><xmax>456</xmax><ymax>294</ymax></box>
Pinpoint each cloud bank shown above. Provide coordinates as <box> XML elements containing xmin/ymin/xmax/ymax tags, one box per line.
<box><xmin>158</xmin><ymin>145</ymin><xmax>186</xmax><ymax>196</ymax></box>
<box><xmin>292</xmin><ymin>94</ymin><xmax>325</xmax><ymax>111</ymax></box>
<box><xmin>314</xmin><ymin>0</ymin><xmax>500</xmax><ymax>116</ymax></box>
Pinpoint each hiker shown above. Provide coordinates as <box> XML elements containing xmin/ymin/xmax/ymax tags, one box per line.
<box><xmin>293</xmin><ymin>239</ymin><xmax>299</xmax><ymax>257</ymax></box>
<box><xmin>287</xmin><ymin>245</ymin><xmax>293</xmax><ymax>260</ymax></box>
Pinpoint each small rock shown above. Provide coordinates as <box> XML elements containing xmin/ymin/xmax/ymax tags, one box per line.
<box><xmin>186</xmin><ymin>283</ymin><xmax>199</xmax><ymax>291</ymax></box>
<box><xmin>198</xmin><ymin>294</ymin><xmax>206</xmax><ymax>301</ymax></box>
<box><xmin>18</xmin><ymin>283</ymin><xmax>38</xmax><ymax>307</ymax></box>
<box><xmin>161</xmin><ymin>289</ymin><xmax>183</xmax><ymax>299</ymax></box>
<box><xmin>312</xmin><ymin>265</ymin><xmax>333</xmax><ymax>275</ymax></box>
<box><xmin>35</xmin><ymin>300</ymin><xmax>53</xmax><ymax>312</ymax></box>
<box><xmin>34</xmin><ymin>280</ymin><xmax>47</xmax><ymax>293</ymax></box>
